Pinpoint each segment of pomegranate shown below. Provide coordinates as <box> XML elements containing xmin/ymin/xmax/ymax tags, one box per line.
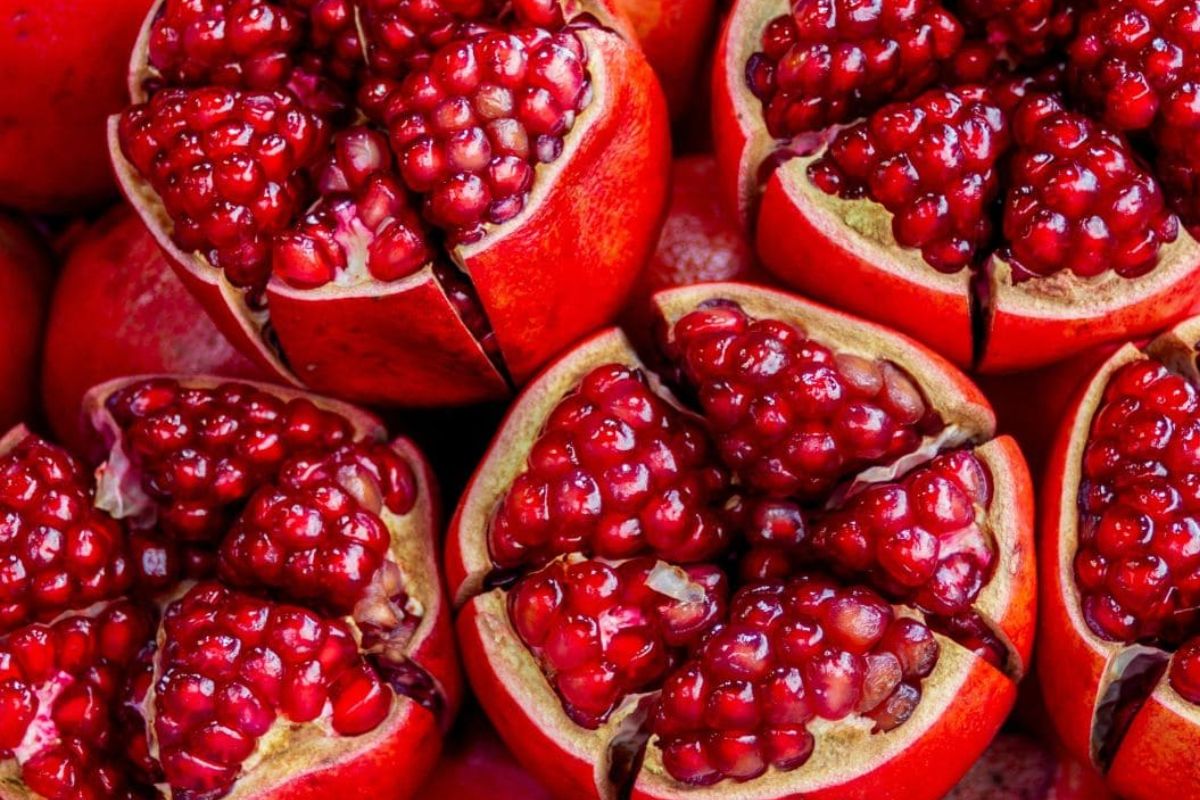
<box><xmin>112</xmin><ymin>0</ymin><xmax>669</xmax><ymax>407</ymax></box>
<box><xmin>0</xmin><ymin>428</ymin><xmax>131</xmax><ymax>633</ymax></box>
<box><xmin>0</xmin><ymin>600</ymin><xmax>156</xmax><ymax>800</ymax></box>
<box><xmin>1039</xmin><ymin>314</ymin><xmax>1200</xmax><ymax>800</ymax></box>
<box><xmin>715</xmin><ymin>0</ymin><xmax>1200</xmax><ymax>373</ymax></box>
<box><xmin>450</xmin><ymin>283</ymin><xmax>1035</xmax><ymax>800</ymax></box>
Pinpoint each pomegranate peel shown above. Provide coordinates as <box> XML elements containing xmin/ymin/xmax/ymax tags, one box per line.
<box><xmin>450</xmin><ymin>282</ymin><xmax>1035</xmax><ymax>799</ymax></box>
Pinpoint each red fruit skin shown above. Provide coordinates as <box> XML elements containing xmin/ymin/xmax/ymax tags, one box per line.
<box><xmin>111</xmin><ymin>1</ymin><xmax>672</xmax><ymax>408</ymax></box>
<box><xmin>0</xmin><ymin>217</ymin><xmax>53</xmax><ymax>432</ymax></box>
<box><xmin>620</xmin><ymin>155</ymin><xmax>764</xmax><ymax>344</ymax></box>
<box><xmin>0</xmin><ymin>0</ymin><xmax>152</xmax><ymax>212</ymax></box>
<box><xmin>41</xmin><ymin>207</ymin><xmax>265</xmax><ymax>453</ymax></box>
<box><xmin>420</xmin><ymin>705</ymin><xmax>553</xmax><ymax>799</ymax></box>
<box><xmin>615</xmin><ymin>0</ymin><xmax>717</xmax><ymax>119</ymax></box>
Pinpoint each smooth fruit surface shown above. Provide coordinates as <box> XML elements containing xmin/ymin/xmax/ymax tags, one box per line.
<box><xmin>0</xmin><ymin>215</ymin><xmax>53</xmax><ymax>433</ymax></box>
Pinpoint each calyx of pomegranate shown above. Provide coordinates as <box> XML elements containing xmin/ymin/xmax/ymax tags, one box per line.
<box><xmin>0</xmin><ymin>375</ymin><xmax>458</xmax><ymax>800</ymax></box>
<box><xmin>110</xmin><ymin>0</ymin><xmax>670</xmax><ymax>407</ymax></box>
<box><xmin>449</xmin><ymin>283</ymin><xmax>1036</xmax><ymax>800</ymax></box>
<box><xmin>1039</xmin><ymin>314</ymin><xmax>1200</xmax><ymax>800</ymax></box>
<box><xmin>714</xmin><ymin>0</ymin><xmax>1200</xmax><ymax>373</ymax></box>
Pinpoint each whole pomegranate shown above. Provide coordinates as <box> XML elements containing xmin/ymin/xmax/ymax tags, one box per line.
<box><xmin>0</xmin><ymin>215</ymin><xmax>53</xmax><ymax>431</ymax></box>
<box><xmin>110</xmin><ymin>0</ymin><xmax>670</xmax><ymax>408</ymax></box>
<box><xmin>615</xmin><ymin>0</ymin><xmax>717</xmax><ymax>118</ymax></box>
<box><xmin>0</xmin><ymin>0</ymin><xmax>153</xmax><ymax>213</ymax></box>
<box><xmin>448</xmin><ymin>282</ymin><xmax>1036</xmax><ymax>799</ymax></box>
<box><xmin>1039</xmin><ymin>313</ymin><xmax>1200</xmax><ymax>799</ymax></box>
<box><xmin>42</xmin><ymin>207</ymin><xmax>265</xmax><ymax>453</ymax></box>
<box><xmin>0</xmin><ymin>376</ymin><xmax>458</xmax><ymax>799</ymax></box>
<box><xmin>715</xmin><ymin>0</ymin><xmax>1200</xmax><ymax>372</ymax></box>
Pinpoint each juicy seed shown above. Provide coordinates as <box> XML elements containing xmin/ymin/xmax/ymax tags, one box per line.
<box><xmin>118</xmin><ymin>87</ymin><xmax>330</xmax><ymax>291</ymax></box>
<box><xmin>104</xmin><ymin>379</ymin><xmax>357</xmax><ymax>544</ymax></box>
<box><xmin>651</xmin><ymin>576</ymin><xmax>938</xmax><ymax>785</ymax></box>
<box><xmin>0</xmin><ymin>434</ymin><xmax>132</xmax><ymax>633</ymax></box>
<box><xmin>808</xmin><ymin>86</ymin><xmax>1010</xmax><ymax>274</ymax></box>
<box><xmin>1075</xmin><ymin>359</ymin><xmax>1200</xmax><ymax>643</ymax></box>
<box><xmin>1171</xmin><ymin>636</ymin><xmax>1200</xmax><ymax>703</ymax></box>
<box><xmin>667</xmin><ymin>303</ymin><xmax>939</xmax><ymax>499</ymax></box>
<box><xmin>953</xmin><ymin>0</ymin><xmax>1078</xmax><ymax>61</ymax></box>
<box><xmin>746</xmin><ymin>0</ymin><xmax>964</xmax><ymax>137</ymax></box>
<box><xmin>379</xmin><ymin>27</ymin><xmax>591</xmax><ymax>243</ymax></box>
<box><xmin>487</xmin><ymin>363</ymin><xmax>733</xmax><ymax>569</ymax></box>
<box><xmin>155</xmin><ymin>583</ymin><xmax>392</xmax><ymax>797</ymax></box>
<box><xmin>509</xmin><ymin>557</ymin><xmax>728</xmax><ymax>727</ymax></box>
<box><xmin>1003</xmin><ymin>93</ymin><xmax>1178</xmax><ymax>281</ymax></box>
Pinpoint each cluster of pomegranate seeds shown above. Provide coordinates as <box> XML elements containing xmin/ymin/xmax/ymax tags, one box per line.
<box><xmin>104</xmin><ymin>379</ymin><xmax>356</xmax><ymax>542</ymax></box>
<box><xmin>745</xmin><ymin>0</ymin><xmax>964</xmax><ymax>138</ymax></box>
<box><xmin>1075</xmin><ymin>359</ymin><xmax>1200</xmax><ymax>642</ymax></box>
<box><xmin>811</xmin><ymin>449</ymin><xmax>995</xmax><ymax>616</ymax></box>
<box><xmin>488</xmin><ymin>363</ymin><xmax>732</xmax><ymax>569</ymax></box>
<box><xmin>1004</xmin><ymin>93</ymin><xmax>1179</xmax><ymax>280</ymax></box>
<box><xmin>0</xmin><ymin>601</ymin><xmax>155</xmax><ymax>799</ymax></box>
<box><xmin>154</xmin><ymin>582</ymin><xmax>393</xmax><ymax>797</ymax></box>
<box><xmin>377</xmin><ymin>27</ymin><xmax>590</xmax><ymax>242</ymax></box>
<box><xmin>220</xmin><ymin>442</ymin><xmax>417</xmax><ymax>612</ymax></box>
<box><xmin>359</xmin><ymin>0</ymin><xmax>500</xmax><ymax>77</ymax></box>
<box><xmin>118</xmin><ymin>86</ymin><xmax>330</xmax><ymax>290</ymax></box>
<box><xmin>809</xmin><ymin>86</ymin><xmax>1010</xmax><ymax>272</ymax></box>
<box><xmin>953</xmin><ymin>0</ymin><xmax>1078</xmax><ymax>60</ymax></box>
<box><xmin>0</xmin><ymin>435</ymin><xmax>131</xmax><ymax>633</ymax></box>
<box><xmin>667</xmin><ymin>303</ymin><xmax>938</xmax><ymax>498</ymax></box>
<box><xmin>651</xmin><ymin>576</ymin><xmax>939</xmax><ymax>785</ymax></box>
<box><xmin>509</xmin><ymin>558</ymin><xmax>728</xmax><ymax>727</ymax></box>
<box><xmin>273</xmin><ymin>126</ymin><xmax>432</xmax><ymax>289</ymax></box>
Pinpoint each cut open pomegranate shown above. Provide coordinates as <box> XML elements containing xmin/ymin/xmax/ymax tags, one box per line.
<box><xmin>1039</xmin><ymin>313</ymin><xmax>1200</xmax><ymax>800</ymax></box>
<box><xmin>0</xmin><ymin>376</ymin><xmax>457</xmax><ymax>799</ymax></box>
<box><xmin>110</xmin><ymin>0</ymin><xmax>670</xmax><ymax>407</ymax></box>
<box><xmin>714</xmin><ymin>0</ymin><xmax>1200</xmax><ymax>373</ymax></box>
<box><xmin>449</xmin><ymin>282</ymin><xmax>1035</xmax><ymax>799</ymax></box>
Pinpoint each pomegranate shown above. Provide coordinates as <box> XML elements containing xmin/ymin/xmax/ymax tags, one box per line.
<box><xmin>42</xmin><ymin>207</ymin><xmax>265</xmax><ymax>454</ymax></box>
<box><xmin>714</xmin><ymin>0</ymin><xmax>1200</xmax><ymax>373</ymax></box>
<box><xmin>448</xmin><ymin>282</ymin><xmax>1035</xmax><ymax>799</ymax></box>
<box><xmin>0</xmin><ymin>216</ymin><xmax>54</xmax><ymax>434</ymax></box>
<box><xmin>1038</xmin><ymin>313</ymin><xmax>1200</xmax><ymax>800</ymax></box>
<box><xmin>109</xmin><ymin>0</ymin><xmax>670</xmax><ymax>408</ymax></box>
<box><xmin>420</xmin><ymin>703</ymin><xmax>555</xmax><ymax>798</ymax></box>
<box><xmin>614</xmin><ymin>0</ymin><xmax>717</xmax><ymax>119</ymax></box>
<box><xmin>0</xmin><ymin>0</ymin><xmax>153</xmax><ymax>212</ymax></box>
<box><xmin>0</xmin><ymin>376</ymin><xmax>457</xmax><ymax>799</ymax></box>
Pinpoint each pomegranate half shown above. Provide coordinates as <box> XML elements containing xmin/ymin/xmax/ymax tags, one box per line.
<box><xmin>1039</xmin><ymin>313</ymin><xmax>1200</xmax><ymax>800</ymax></box>
<box><xmin>110</xmin><ymin>0</ymin><xmax>670</xmax><ymax>407</ymax></box>
<box><xmin>714</xmin><ymin>0</ymin><xmax>1200</xmax><ymax>372</ymax></box>
<box><xmin>0</xmin><ymin>376</ymin><xmax>458</xmax><ymax>799</ymax></box>
<box><xmin>449</xmin><ymin>282</ymin><xmax>1035</xmax><ymax>799</ymax></box>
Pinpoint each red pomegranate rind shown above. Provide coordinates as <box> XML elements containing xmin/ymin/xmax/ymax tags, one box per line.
<box><xmin>0</xmin><ymin>600</ymin><xmax>156</xmax><ymax>800</ymax></box>
<box><xmin>0</xmin><ymin>426</ymin><xmax>132</xmax><ymax>634</ymax></box>
<box><xmin>112</xmin><ymin>0</ymin><xmax>670</xmax><ymax>407</ymax></box>
<box><xmin>509</xmin><ymin>557</ymin><xmax>727</xmax><ymax>729</ymax></box>
<box><xmin>1105</xmin><ymin>680</ymin><xmax>1200</xmax><ymax>800</ymax></box>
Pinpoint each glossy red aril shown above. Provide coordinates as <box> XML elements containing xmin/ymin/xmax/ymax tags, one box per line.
<box><xmin>1040</xmin><ymin>315</ymin><xmax>1200</xmax><ymax>800</ymax></box>
<box><xmin>450</xmin><ymin>283</ymin><xmax>1036</xmax><ymax>800</ymax></box>
<box><xmin>716</xmin><ymin>0</ymin><xmax>1200</xmax><ymax>372</ymax></box>
<box><xmin>112</xmin><ymin>0</ymin><xmax>669</xmax><ymax>407</ymax></box>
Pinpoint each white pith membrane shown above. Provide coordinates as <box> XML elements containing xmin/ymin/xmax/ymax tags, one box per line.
<box><xmin>77</xmin><ymin>375</ymin><xmax>454</xmax><ymax>798</ymax></box>
<box><xmin>1048</xmin><ymin>317</ymin><xmax>1200</xmax><ymax>770</ymax></box>
<box><xmin>107</xmin><ymin>0</ymin><xmax>655</xmax><ymax>403</ymax></box>
<box><xmin>716</xmin><ymin>0</ymin><xmax>1200</xmax><ymax>371</ymax></box>
<box><xmin>453</xmin><ymin>283</ymin><xmax>1034</xmax><ymax>798</ymax></box>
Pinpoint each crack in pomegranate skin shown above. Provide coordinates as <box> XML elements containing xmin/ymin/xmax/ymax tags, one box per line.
<box><xmin>665</xmin><ymin>303</ymin><xmax>941</xmax><ymax>499</ymax></box>
<box><xmin>154</xmin><ymin>582</ymin><xmax>395</xmax><ymax>798</ymax></box>
<box><xmin>508</xmin><ymin>557</ymin><xmax>728</xmax><ymax>728</ymax></box>
<box><xmin>808</xmin><ymin>86</ymin><xmax>1010</xmax><ymax>273</ymax></box>
<box><xmin>219</xmin><ymin>441</ymin><xmax>417</xmax><ymax>613</ymax></box>
<box><xmin>102</xmin><ymin>378</ymin><xmax>358</xmax><ymax>543</ymax></box>
<box><xmin>0</xmin><ymin>434</ymin><xmax>132</xmax><ymax>634</ymax></box>
<box><xmin>745</xmin><ymin>0</ymin><xmax>965</xmax><ymax>139</ymax></box>
<box><xmin>487</xmin><ymin>363</ymin><xmax>733</xmax><ymax>569</ymax></box>
<box><xmin>649</xmin><ymin>575</ymin><xmax>939</xmax><ymax>786</ymax></box>
<box><xmin>0</xmin><ymin>600</ymin><xmax>156</xmax><ymax>800</ymax></box>
<box><xmin>1074</xmin><ymin>358</ymin><xmax>1200</xmax><ymax>644</ymax></box>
